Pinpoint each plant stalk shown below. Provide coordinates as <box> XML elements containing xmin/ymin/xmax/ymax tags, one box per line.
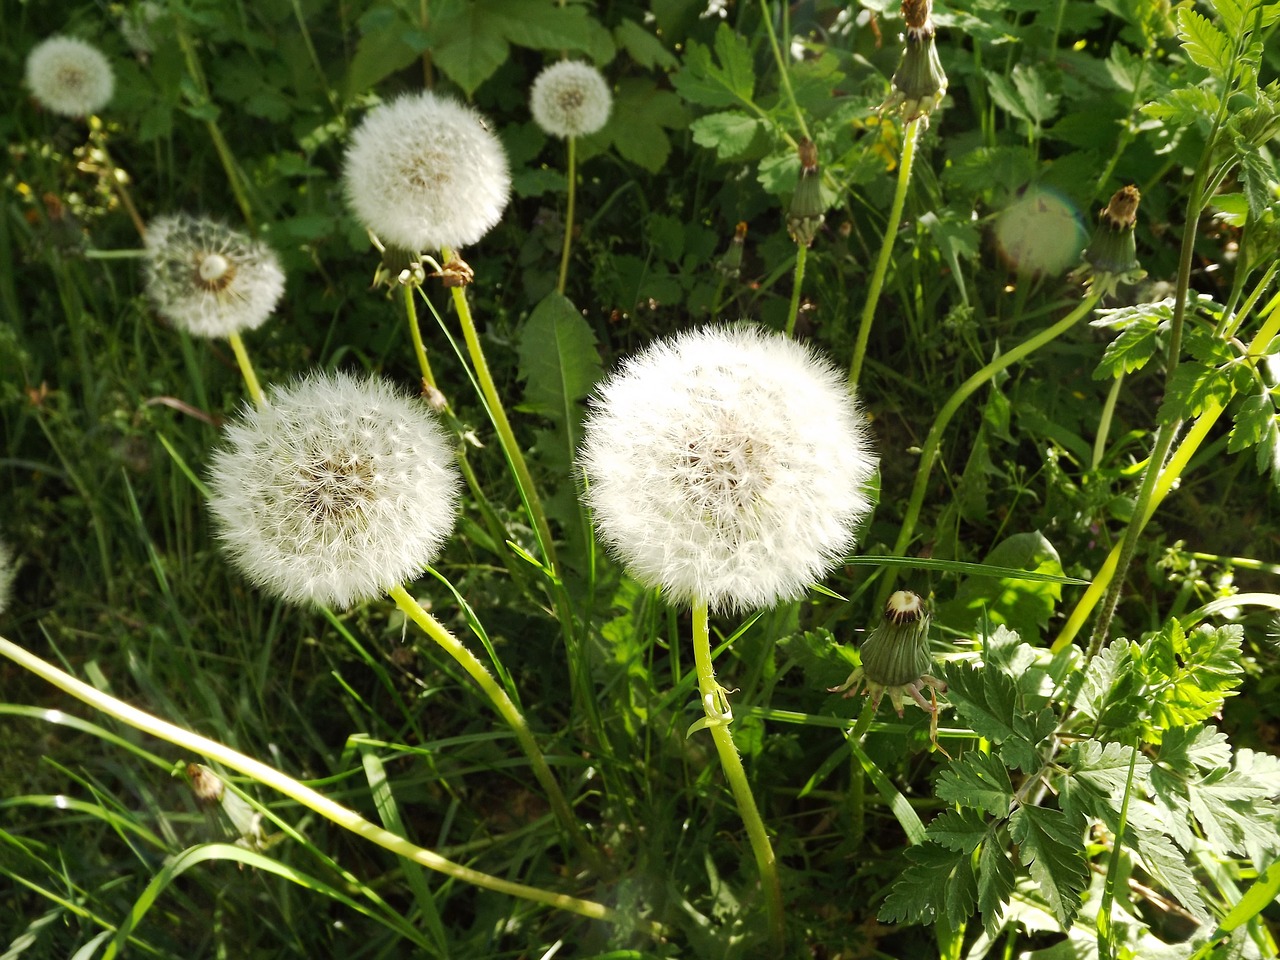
<box><xmin>226</xmin><ymin>331</ymin><xmax>265</xmax><ymax>407</ymax></box>
<box><xmin>557</xmin><ymin>136</ymin><xmax>577</xmax><ymax>296</ymax></box>
<box><xmin>784</xmin><ymin>242</ymin><xmax>808</xmax><ymax>338</ymax></box>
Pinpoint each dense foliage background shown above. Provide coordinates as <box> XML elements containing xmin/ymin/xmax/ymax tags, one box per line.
<box><xmin>3</xmin><ymin>1</ymin><xmax>1280</xmax><ymax>958</ymax></box>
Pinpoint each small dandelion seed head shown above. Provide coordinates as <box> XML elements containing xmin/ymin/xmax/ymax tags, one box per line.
<box><xmin>25</xmin><ymin>36</ymin><xmax>115</xmax><ymax>118</ymax></box>
<box><xmin>530</xmin><ymin>61</ymin><xmax>612</xmax><ymax>139</ymax></box>
<box><xmin>143</xmin><ymin>214</ymin><xmax>285</xmax><ymax>339</ymax></box>
<box><xmin>206</xmin><ymin>371</ymin><xmax>461</xmax><ymax>610</ymax></box>
<box><xmin>579</xmin><ymin>325</ymin><xmax>878</xmax><ymax>613</ymax></box>
<box><xmin>343</xmin><ymin>91</ymin><xmax>511</xmax><ymax>253</ymax></box>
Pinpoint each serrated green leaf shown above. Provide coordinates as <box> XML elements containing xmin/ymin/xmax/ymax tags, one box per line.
<box><xmin>1121</xmin><ymin>820</ymin><xmax>1210</xmax><ymax>919</ymax></box>
<box><xmin>429</xmin><ymin>5</ymin><xmax>510</xmax><ymax>94</ymax></box>
<box><xmin>1062</xmin><ymin>739</ymin><xmax>1150</xmax><ymax>801</ymax></box>
<box><xmin>985</xmin><ymin>71</ymin><xmax>1031</xmax><ymax>124</ymax></box>
<box><xmin>1009</xmin><ymin>805</ymin><xmax>1089</xmax><ymax>928</ymax></box>
<box><xmin>345</xmin><ymin>8</ymin><xmax>423</xmax><ymax>99</ymax></box>
<box><xmin>1239</xmin><ymin>148</ymin><xmax>1279</xmax><ymax>220</ymax></box>
<box><xmin>778</xmin><ymin>628</ymin><xmax>856</xmax><ymax>689</ymax></box>
<box><xmin>1188</xmin><ymin>767</ymin><xmax>1279</xmax><ymax>858</ymax></box>
<box><xmin>671</xmin><ymin>23</ymin><xmax>756</xmax><ymax>109</ymax></box>
<box><xmin>927</xmin><ymin>807</ymin><xmax>989</xmax><ymax>853</ymax></box>
<box><xmin>1010</xmin><ymin>63</ymin><xmax>1060</xmax><ymax>124</ymax></box>
<box><xmin>1228</xmin><ymin>390</ymin><xmax>1276</xmax><ymax>454</ymax></box>
<box><xmin>1141</xmin><ymin>86</ymin><xmax>1221</xmax><ymax>126</ymax></box>
<box><xmin>978</xmin><ymin>834</ymin><xmax>1016</xmax><ymax>935</ymax></box>
<box><xmin>1178</xmin><ymin>8</ymin><xmax>1233</xmax><ymax>76</ymax></box>
<box><xmin>614</xmin><ymin>18</ymin><xmax>677</xmax><ymax>71</ymax></box>
<box><xmin>1156</xmin><ymin>360</ymin><xmax>1236</xmax><ymax>423</ymax></box>
<box><xmin>878</xmin><ymin>842</ymin><xmax>976</xmax><ymax>928</ymax></box>
<box><xmin>936</xmin><ymin>750</ymin><xmax>1015</xmax><ymax>817</ymax></box>
<box><xmin>689</xmin><ymin>112</ymin><xmax>764</xmax><ymax>162</ymax></box>
<box><xmin>944</xmin><ymin>662</ymin><xmax>1020</xmax><ymax>744</ymax></box>
<box><xmin>604</xmin><ymin>78</ymin><xmax>689</xmax><ymax>171</ymax></box>
<box><xmin>1094</xmin><ymin>317</ymin><xmax>1162</xmax><ymax>379</ymax></box>
<box><xmin>1157</xmin><ymin>725</ymin><xmax>1231</xmax><ymax>773</ymax></box>
<box><xmin>1074</xmin><ymin>639</ymin><xmax>1141</xmax><ymax>730</ymax></box>
<box><xmin>1139</xmin><ymin>622</ymin><xmax>1244</xmax><ymax>735</ymax></box>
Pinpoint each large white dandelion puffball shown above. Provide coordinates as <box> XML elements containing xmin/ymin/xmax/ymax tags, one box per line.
<box><xmin>207</xmin><ymin>372</ymin><xmax>461</xmax><ymax>609</ymax></box>
<box><xmin>579</xmin><ymin>325</ymin><xmax>879</xmax><ymax>613</ymax></box>
<box><xmin>143</xmin><ymin>214</ymin><xmax>286</xmax><ymax>339</ymax></box>
<box><xmin>342</xmin><ymin>91</ymin><xmax>511</xmax><ymax>254</ymax></box>
<box><xmin>530</xmin><ymin>61</ymin><xmax>612</xmax><ymax>139</ymax></box>
<box><xmin>25</xmin><ymin>35</ymin><xmax>115</xmax><ymax>117</ymax></box>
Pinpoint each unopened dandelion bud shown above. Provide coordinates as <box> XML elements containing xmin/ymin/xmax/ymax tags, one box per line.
<box><xmin>787</xmin><ymin>138</ymin><xmax>825</xmax><ymax>247</ymax></box>
<box><xmin>1081</xmin><ymin>185</ymin><xmax>1145</xmax><ymax>297</ymax></box>
<box><xmin>718</xmin><ymin>221</ymin><xmax>748</xmax><ymax>278</ymax></box>
<box><xmin>884</xmin><ymin>2</ymin><xmax>948</xmax><ymax>123</ymax></box>
<box><xmin>829</xmin><ymin>590</ymin><xmax>946</xmax><ymax>717</ymax></box>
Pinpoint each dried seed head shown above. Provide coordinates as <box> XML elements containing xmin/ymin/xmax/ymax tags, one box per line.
<box><xmin>530</xmin><ymin>60</ymin><xmax>613</xmax><ymax>139</ymax></box>
<box><xmin>25</xmin><ymin>36</ymin><xmax>115</xmax><ymax>118</ymax></box>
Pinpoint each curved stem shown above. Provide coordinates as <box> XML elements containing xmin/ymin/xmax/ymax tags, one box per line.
<box><xmin>403</xmin><ymin>284</ymin><xmax>437</xmax><ymax>390</ymax></box>
<box><xmin>0</xmin><ymin>634</ymin><xmax>644</xmax><ymax>931</ymax></box>
<box><xmin>691</xmin><ymin>601</ymin><xmax>785</xmax><ymax>952</ymax></box>
<box><xmin>557</xmin><ymin>137</ymin><xmax>577</xmax><ymax>296</ymax></box>
<box><xmin>758</xmin><ymin>0</ymin><xmax>810</xmax><ymax>140</ymax></box>
<box><xmin>783</xmin><ymin>242</ymin><xmax>807</xmax><ymax>338</ymax></box>
<box><xmin>849</xmin><ymin>116</ymin><xmax>923</xmax><ymax>389</ymax></box>
<box><xmin>226</xmin><ymin>331</ymin><xmax>265</xmax><ymax>408</ymax></box>
<box><xmin>879</xmin><ymin>290</ymin><xmax>1101</xmax><ymax>606</ymax></box>
<box><xmin>442</xmin><ymin>255</ymin><xmax>558</xmax><ymax>573</ymax></box>
<box><xmin>388</xmin><ymin>585</ymin><xmax>603</xmax><ymax>873</ymax></box>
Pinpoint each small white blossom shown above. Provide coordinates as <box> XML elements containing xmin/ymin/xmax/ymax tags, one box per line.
<box><xmin>343</xmin><ymin>91</ymin><xmax>511</xmax><ymax>253</ymax></box>
<box><xmin>579</xmin><ymin>325</ymin><xmax>878</xmax><ymax>613</ymax></box>
<box><xmin>0</xmin><ymin>538</ymin><xmax>16</xmax><ymax>616</ymax></box>
<box><xmin>25</xmin><ymin>36</ymin><xmax>115</xmax><ymax>117</ymax></box>
<box><xmin>530</xmin><ymin>61</ymin><xmax>612</xmax><ymax>139</ymax></box>
<box><xmin>207</xmin><ymin>372</ymin><xmax>461</xmax><ymax>609</ymax></box>
<box><xmin>143</xmin><ymin>214</ymin><xmax>285</xmax><ymax>339</ymax></box>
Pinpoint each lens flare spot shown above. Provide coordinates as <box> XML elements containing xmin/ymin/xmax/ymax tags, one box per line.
<box><xmin>994</xmin><ymin>189</ymin><xmax>1085</xmax><ymax>277</ymax></box>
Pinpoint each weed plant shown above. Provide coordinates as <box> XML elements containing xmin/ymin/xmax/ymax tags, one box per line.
<box><xmin>3</xmin><ymin>1</ymin><xmax>1280</xmax><ymax>958</ymax></box>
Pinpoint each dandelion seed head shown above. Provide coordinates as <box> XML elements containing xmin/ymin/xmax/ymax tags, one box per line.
<box><xmin>530</xmin><ymin>61</ymin><xmax>612</xmax><ymax>139</ymax></box>
<box><xmin>580</xmin><ymin>325</ymin><xmax>878</xmax><ymax>613</ymax></box>
<box><xmin>143</xmin><ymin>214</ymin><xmax>285</xmax><ymax>339</ymax></box>
<box><xmin>343</xmin><ymin>91</ymin><xmax>511</xmax><ymax>253</ymax></box>
<box><xmin>25</xmin><ymin>36</ymin><xmax>115</xmax><ymax>118</ymax></box>
<box><xmin>207</xmin><ymin>372</ymin><xmax>461</xmax><ymax>609</ymax></box>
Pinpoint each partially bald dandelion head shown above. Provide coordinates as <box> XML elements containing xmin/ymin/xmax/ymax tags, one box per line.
<box><xmin>143</xmin><ymin>214</ymin><xmax>286</xmax><ymax>339</ymax></box>
<box><xmin>530</xmin><ymin>61</ymin><xmax>612</xmax><ymax>139</ymax></box>
<box><xmin>579</xmin><ymin>325</ymin><xmax>878</xmax><ymax>613</ymax></box>
<box><xmin>343</xmin><ymin>91</ymin><xmax>511</xmax><ymax>254</ymax></box>
<box><xmin>25</xmin><ymin>36</ymin><xmax>115</xmax><ymax>117</ymax></box>
<box><xmin>206</xmin><ymin>371</ymin><xmax>461</xmax><ymax>609</ymax></box>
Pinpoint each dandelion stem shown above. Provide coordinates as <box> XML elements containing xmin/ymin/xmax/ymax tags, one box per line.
<box><xmin>402</xmin><ymin>284</ymin><xmax>437</xmax><ymax>390</ymax></box>
<box><xmin>388</xmin><ymin>585</ymin><xmax>603</xmax><ymax>873</ymax></box>
<box><xmin>691</xmin><ymin>601</ymin><xmax>785</xmax><ymax>952</ymax></box>
<box><xmin>880</xmin><ymin>290</ymin><xmax>1101</xmax><ymax>607</ymax></box>
<box><xmin>226</xmin><ymin>331</ymin><xmax>265</xmax><ymax>407</ymax></box>
<box><xmin>0</xmin><ymin>634</ymin><xmax>642</xmax><ymax>930</ymax></box>
<box><xmin>849</xmin><ymin>115</ymin><xmax>923</xmax><ymax>389</ymax></box>
<box><xmin>557</xmin><ymin>137</ymin><xmax>577</xmax><ymax>296</ymax></box>
<box><xmin>758</xmin><ymin>0</ymin><xmax>810</xmax><ymax>141</ymax></box>
<box><xmin>783</xmin><ymin>242</ymin><xmax>807</xmax><ymax>338</ymax></box>
<box><xmin>441</xmin><ymin>253</ymin><xmax>558</xmax><ymax>573</ymax></box>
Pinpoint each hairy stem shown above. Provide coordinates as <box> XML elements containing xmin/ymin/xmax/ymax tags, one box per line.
<box><xmin>784</xmin><ymin>242</ymin><xmax>808</xmax><ymax>338</ymax></box>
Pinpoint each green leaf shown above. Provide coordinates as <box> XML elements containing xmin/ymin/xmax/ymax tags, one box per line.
<box><xmin>1061</xmin><ymin>739</ymin><xmax>1150</xmax><ymax>801</ymax></box>
<box><xmin>1177</xmin><ymin>7</ymin><xmax>1233</xmax><ymax>76</ymax></box>
<box><xmin>1121</xmin><ymin>820</ymin><xmax>1210</xmax><ymax>919</ymax></box>
<box><xmin>1217</xmin><ymin>857</ymin><xmax>1280</xmax><ymax>934</ymax></box>
<box><xmin>1158</xmin><ymin>725</ymin><xmax>1232</xmax><ymax>773</ymax></box>
<box><xmin>614</xmin><ymin>18</ymin><xmax>677</xmax><ymax>71</ymax></box>
<box><xmin>1073</xmin><ymin>639</ymin><xmax>1142</xmax><ymax>730</ymax></box>
<box><xmin>1008</xmin><ymin>805</ymin><xmax>1089</xmax><ymax>928</ymax></box>
<box><xmin>936</xmin><ymin>750</ymin><xmax>1015</xmax><ymax>817</ymax></box>
<box><xmin>428</xmin><ymin>5</ymin><xmax>510</xmax><ymax>94</ymax></box>
<box><xmin>1138</xmin><ymin>622</ymin><xmax>1244</xmax><ymax>736</ymax></box>
<box><xmin>1010</xmin><ymin>63</ymin><xmax>1061</xmax><ymax>124</ymax></box>
<box><xmin>344</xmin><ymin>8</ymin><xmax>424</xmax><ymax>100</ymax></box>
<box><xmin>978</xmin><ymin>835</ymin><xmax>1016</xmax><ymax>935</ymax></box>
<box><xmin>938</xmin><ymin>532</ymin><xmax>1064</xmax><ymax>643</ymax></box>
<box><xmin>927</xmin><ymin>807</ymin><xmax>989</xmax><ymax>853</ymax></box>
<box><xmin>1093</xmin><ymin>314</ymin><xmax>1163</xmax><ymax>379</ymax></box>
<box><xmin>778</xmin><ymin>628</ymin><xmax>856</xmax><ymax>689</ymax></box>
<box><xmin>689</xmin><ymin>112</ymin><xmax>765</xmax><ymax>162</ymax></box>
<box><xmin>671</xmin><ymin>23</ymin><xmax>756</xmax><ymax>108</ymax></box>
<box><xmin>878</xmin><ymin>842</ymin><xmax>977</xmax><ymax>928</ymax></box>
<box><xmin>1239</xmin><ymin>148</ymin><xmax>1279</xmax><ymax>220</ymax></box>
<box><xmin>1141</xmin><ymin>86</ymin><xmax>1221</xmax><ymax>127</ymax></box>
<box><xmin>1227</xmin><ymin>389</ymin><xmax>1277</xmax><ymax>455</ymax></box>
<box><xmin>985</xmin><ymin>71</ymin><xmax>1031</xmax><ymax>124</ymax></box>
<box><xmin>1156</xmin><ymin>360</ymin><xmax>1237</xmax><ymax>423</ymax></box>
<box><xmin>943</xmin><ymin>662</ymin><xmax>1022</xmax><ymax>745</ymax></box>
<box><xmin>603</xmin><ymin>78</ymin><xmax>689</xmax><ymax>171</ymax></box>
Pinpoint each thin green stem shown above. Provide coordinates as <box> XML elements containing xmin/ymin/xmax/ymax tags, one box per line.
<box><xmin>691</xmin><ymin>601</ymin><xmax>785</xmax><ymax>952</ymax></box>
<box><xmin>849</xmin><ymin>116</ymin><xmax>923</xmax><ymax>389</ymax></box>
<box><xmin>403</xmin><ymin>284</ymin><xmax>437</xmax><ymax>390</ymax></box>
<box><xmin>388</xmin><ymin>585</ymin><xmax>603</xmax><ymax>873</ymax></box>
<box><xmin>557</xmin><ymin>137</ymin><xmax>577</xmax><ymax>296</ymax></box>
<box><xmin>442</xmin><ymin>254</ymin><xmax>558</xmax><ymax>573</ymax></box>
<box><xmin>783</xmin><ymin>243</ymin><xmax>807</xmax><ymax>338</ymax></box>
<box><xmin>1091</xmin><ymin>372</ymin><xmax>1125</xmax><ymax>471</ymax></box>
<box><xmin>0</xmin><ymin>634</ymin><xmax>645</xmax><ymax>931</ymax></box>
<box><xmin>226</xmin><ymin>331</ymin><xmax>265</xmax><ymax>407</ymax></box>
<box><xmin>879</xmin><ymin>290</ymin><xmax>1102</xmax><ymax>606</ymax></box>
<box><xmin>758</xmin><ymin>0</ymin><xmax>810</xmax><ymax>140</ymax></box>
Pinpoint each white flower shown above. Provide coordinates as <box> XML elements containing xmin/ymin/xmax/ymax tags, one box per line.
<box><xmin>25</xmin><ymin>36</ymin><xmax>115</xmax><ymax>117</ymax></box>
<box><xmin>207</xmin><ymin>371</ymin><xmax>461</xmax><ymax>609</ymax></box>
<box><xmin>530</xmin><ymin>61</ymin><xmax>612</xmax><ymax>139</ymax></box>
<box><xmin>579</xmin><ymin>325</ymin><xmax>878</xmax><ymax>613</ymax></box>
<box><xmin>343</xmin><ymin>91</ymin><xmax>511</xmax><ymax>253</ymax></box>
<box><xmin>0</xmin><ymin>538</ymin><xmax>16</xmax><ymax>616</ymax></box>
<box><xmin>143</xmin><ymin>214</ymin><xmax>286</xmax><ymax>339</ymax></box>
<box><xmin>120</xmin><ymin>2</ymin><xmax>164</xmax><ymax>56</ymax></box>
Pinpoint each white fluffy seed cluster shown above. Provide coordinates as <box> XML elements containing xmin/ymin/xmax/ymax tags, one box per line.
<box><xmin>343</xmin><ymin>91</ymin><xmax>511</xmax><ymax>253</ymax></box>
<box><xmin>0</xmin><ymin>538</ymin><xmax>16</xmax><ymax>616</ymax></box>
<box><xmin>529</xmin><ymin>61</ymin><xmax>612</xmax><ymax>139</ymax></box>
<box><xmin>143</xmin><ymin>214</ymin><xmax>286</xmax><ymax>339</ymax></box>
<box><xmin>25</xmin><ymin>36</ymin><xmax>115</xmax><ymax>117</ymax></box>
<box><xmin>579</xmin><ymin>325</ymin><xmax>878</xmax><ymax>613</ymax></box>
<box><xmin>206</xmin><ymin>372</ymin><xmax>461</xmax><ymax>609</ymax></box>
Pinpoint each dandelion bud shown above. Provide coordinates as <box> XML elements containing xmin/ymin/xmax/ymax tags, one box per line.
<box><xmin>717</xmin><ymin>221</ymin><xmax>749</xmax><ymax>278</ymax></box>
<box><xmin>343</xmin><ymin>92</ymin><xmax>511</xmax><ymax>255</ymax></box>
<box><xmin>207</xmin><ymin>372</ymin><xmax>461</xmax><ymax>609</ymax></box>
<box><xmin>829</xmin><ymin>590</ymin><xmax>946</xmax><ymax>716</ymax></box>
<box><xmin>883</xmin><ymin>1</ymin><xmax>948</xmax><ymax>123</ymax></box>
<box><xmin>530</xmin><ymin>61</ymin><xmax>613</xmax><ymax>139</ymax></box>
<box><xmin>787</xmin><ymin>139</ymin><xmax>825</xmax><ymax>248</ymax></box>
<box><xmin>579</xmin><ymin>325</ymin><xmax>878</xmax><ymax>613</ymax></box>
<box><xmin>1081</xmin><ymin>185</ymin><xmax>1145</xmax><ymax>297</ymax></box>
<box><xmin>25</xmin><ymin>36</ymin><xmax>115</xmax><ymax>118</ymax></box>
<box><xmin>143</xmin><ymin>215</ymin><xmax>285</xmax><ymax>339</ymax></box>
